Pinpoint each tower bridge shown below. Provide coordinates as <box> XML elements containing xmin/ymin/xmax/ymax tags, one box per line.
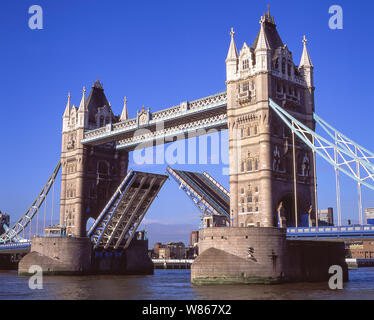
<box><xmin>0</xmin><ymin>8</ymin><xmax>373</xmax><ymax>283</ymax></box>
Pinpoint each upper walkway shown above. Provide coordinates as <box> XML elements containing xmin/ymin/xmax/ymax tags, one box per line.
<box><xmin>81</xmin><ymin>91</ymin><xmax>227</xmax><ymax>150</ymax></box>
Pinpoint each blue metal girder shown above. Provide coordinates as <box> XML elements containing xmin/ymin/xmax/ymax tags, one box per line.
<box><xmin>269</xmin><ymin>99</ymin><xmax>374</xmax><ymax>191</ymax></box>
<box><xmin>287</xmin><ymin>225</ymin><xmax>374</xmax><ymax>239</ymax></box>
<box><xmin>0</xmin><ymin>161</ymin><xmax>61</xmax><ymax>244</ymax></box>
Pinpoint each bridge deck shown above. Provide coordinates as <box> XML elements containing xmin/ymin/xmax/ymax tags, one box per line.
<box><xmin>88</xmin><ymin>170</ymin><xmax>167</xmax><ymax>250</ymax></box>
<box><xmin>167</xmin><ymin>167</ymin><xmax>230</xmax><ymax>218</ymax></box>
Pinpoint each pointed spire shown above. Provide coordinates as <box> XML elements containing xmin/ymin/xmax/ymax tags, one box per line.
<box><xmin>78</xmin><ymin>86</ymin><xmax>86</xmax><ymax>112</ymax></box>
<box><xmin>226</xmin><ymin>27</ymin><xmax>238</xmax><ymax>62</ymax></box>
<box><xmin>63</xmin><ymin>92</ymin><xmax>71</xmax><ymax>118</ymax></box>
<box><xmin>120</xmin><ymin>96</ymin><xmax>129</xmax><ymax>121</ymax></box>
<box><xmin>300</xmin><ymin>35</ymin><xmax>313</xmax><ymax>67</ymax></box>
<box><xmin>255</xmin><ymin>17</ymin><xmax>271</xmax><ymax>51</ymax></box>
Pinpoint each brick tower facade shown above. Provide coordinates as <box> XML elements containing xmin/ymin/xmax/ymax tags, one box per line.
<box><xmin>60</xmin><ymin>80</ymin><xmax>129</xmax><ymax>237</ymax></box>
<box><xmin>226</xmin><ymin>10</ymin><xmax>316</xmax><ymax>228</ymax></box>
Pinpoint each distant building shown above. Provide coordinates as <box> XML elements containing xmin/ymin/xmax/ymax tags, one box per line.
<box><xmin>346</xmin><ymin>240</ymin><xmax>374</xmax><ymax>259</ymax></box>
<box><xmin>365</xmin><ymin>208</ymin><xmax>374</xmax><ymax>225</ymax></box>
<box><xmin>190</xmin><ymin>231</ymin><xmax>199</xmax><ymax>247</ymax></box>
<box><xmin>153</xmin><ymin>242</ymin><xmax>186</xmax><ymax>259</ymax></box>
<box><xmin>187</xmin><ymin>231</ymin><xmax>199</xmax><ymax>258</ymax></box>
<box><xmin>158</xmin><ymin>247</ymin><xmax>171</xmax><ymax>259</ymax></box>
<box><xmin>317</xmin><ymin>208</ymin><xmax>334</xmax><ymax>226</ymax></box>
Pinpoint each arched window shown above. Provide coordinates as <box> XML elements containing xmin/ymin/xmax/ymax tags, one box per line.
<box><xmin>247</xmin><ymin>159</ymin><xmax>252</xmax><ymax>171</ymax></box>
<box><xmin>98</xmin><ymin>161</ymin><xmax>109</xmax><ymax>175</ymax></box>
<box><xmin>247</xmin><ymin>127</ymin><xmax>251</xmax><ymax>137</ymax></box>
<box><xmin>247</xmin><ymin>193</ymin><xmax>252</xmax><ymax>203</ymax></box>
<box><xmin>282</xmin><ymin>58</ymin><xmax>286</xmax><ymax>74</ymax></box>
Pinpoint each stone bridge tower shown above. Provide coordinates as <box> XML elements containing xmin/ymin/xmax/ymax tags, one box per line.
<box><xmin>60</xmin><ymin>79</ymin><xmax>129</xmax><ymax>237</ymax></box>
<box><xmin>226</xmin><ymin>10</ymin><xmax>316</xmax><ymax>228</ymax></box>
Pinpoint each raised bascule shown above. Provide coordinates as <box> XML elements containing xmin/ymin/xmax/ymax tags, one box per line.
<box><xmin>2</xmin><ymin>8</ymin><xmax>374</xmax><ymax>282</ymax></box>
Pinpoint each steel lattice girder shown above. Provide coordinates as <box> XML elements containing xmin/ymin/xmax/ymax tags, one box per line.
<box><xmin>313</xmin><ymin>113</ymin><xmax>374</xmax><ymax>172</ymax></box>
<box><xmin>166</xmin><ymin>166</ymin><xmax>230</xmax><ymax>219</ymax></box>
<box><xmin>0</xmin><ymin>161</ymin><xmax>61</xmax><ymax>244</ymax></box>
<box><xmin>89</xmin><ymin>170</ymin><xmax>167</xmax><ymax>250</ymax></box>
<box><xmin>269</xmin><ymin>99</ymin><xmax>374</xmax><ymax>191</ymax></box>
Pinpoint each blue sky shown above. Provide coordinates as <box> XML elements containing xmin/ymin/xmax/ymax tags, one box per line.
<box><xmin>0</xmin><ymin>0</ymin><xmax>373</xmax><ymax>244</ymax></box>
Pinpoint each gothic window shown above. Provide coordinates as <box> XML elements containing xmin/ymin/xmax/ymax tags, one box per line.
<box><xmin>276</xmin><ymin>82</ymin><xmax>281</xmax><ymax>92</ymax></box>
<box><xmin>274</xmin><ymin>58</ymin><xmax>279</xmax><ymax>70</ymax></box>
<box><xmin>250</xmin><ymin>81</ymin><xmax>255</xmax><ymax>90</ymax></box>
<box><xmin>241</xmin><ymin>198</ymin><xmax>245</xmax><ymax>204</ymax></box>
<box><xmin>98</xmin><ymin>162</ymin><xmax>109</xmax><ymax>175</ymax></box>
<box><xmin>282</xmin><ymin>58</ymin><xmax>286</xmax><ymax>74</ymax></box>
<box><xmin>241</xmin><ymin>188</ymin><xmax>245</xmax><ymax>194</ymax></box>
<box><xmin>255</xmin><ymin>207</ymin><xmax>259</xmax><ymax>212</ymax></box>
<box><xmin>254</xmin><ymin>125</ymin><xmax>258</xmax><ymax>135</ymax></box>
<box><xmin>255</xmin><ymin>159</ymin><xmax>259</xmax><ymax>170</ymax></box>
<box><xmin>247</xmin><ymin>127</ymin><xmax>251</xmax><ymax>137</ymax></box>
<box><xmin>247</xmin><ymin>159</ymin><xmax>252</xmax><ymax>172</ymax></box>
<box><xmin>255</xmin><ymin>187</ymin><xmax>259</xmax><ymax>193</ymax></box>
<box><xmin>240</xmin><ymin>128</ymin><xmax>244</xmax><ymax>138</ymax></box>
<box><xmin>288</xmin><ymin>64</ymin><xmax>292</xmax><ymax>77</ymax></box>
<box><xmin>100</xmin><ymin>116</ymin><xmax>105</xmax><ymax>127</ymax></box>
<box><xmin>241</xmin><ymin>162</ymin><xmax>245</xmax><ymax>172</ymax></box>
<box><xmin>247</xmin><ymin>193</ymin><xmax>252</xmax><ymax>203</ymax></box>
<box><xmin>248</xmin><ymin>207</ymin><xmax>253</xmax><ymax>213</ymax></box>
<box><xmin>242</xmin><ymin>59</ymin><xmax>249</xmax><ymax>70</ymax></box>
<box><xmin>242</xmin><ymin>82</ymin><xmax>249</xmax><ymax>92</ymax></box>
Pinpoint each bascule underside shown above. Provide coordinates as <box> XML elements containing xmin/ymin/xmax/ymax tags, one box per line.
<box><xmin>88</xmin><ymin>170</ymin><xmax>167</xmax><ymax>251</ymax></box>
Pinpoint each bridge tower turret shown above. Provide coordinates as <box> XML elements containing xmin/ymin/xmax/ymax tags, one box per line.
<box><xmin>226</xmin><ymin>9</ymin><xmax>316</xmax><ymax>229</ymax></box>
<box><xmin>60</xmin><ymin>80</ymin><xmax>129</xmax><ymax>237</ymax></box>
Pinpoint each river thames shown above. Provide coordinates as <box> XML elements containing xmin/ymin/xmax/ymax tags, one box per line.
<box><xmin>0</xmin><ymin>268</ymin><xmax>373</xmax><ymax>300</ymax></box>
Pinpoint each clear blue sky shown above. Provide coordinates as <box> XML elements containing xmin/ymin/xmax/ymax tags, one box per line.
<box><xmin>0</xmin><ymin>0</ymin><xmax>373</xmax><ymax>236</ymax></box>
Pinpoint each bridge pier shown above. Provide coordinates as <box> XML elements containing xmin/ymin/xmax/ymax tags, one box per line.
<box><xmin>191</xmin><ymin>227</ymin><xmax>348</xmax><ymax>285</ymax></box>
<box><xmin>18</xmin><ymin>235</ymin><xmax>153</xmax><ymax>276</ymax></box>
<box><xmin>18</xmin><ymin>237</ymin><xmax>91</xmax><ymax>275</ymax></box>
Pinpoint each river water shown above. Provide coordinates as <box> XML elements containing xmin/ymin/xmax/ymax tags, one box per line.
<box><xmin>0</xmin><ymin>268</ymin><xmax>373</xmax><ymax>300</ymax></box>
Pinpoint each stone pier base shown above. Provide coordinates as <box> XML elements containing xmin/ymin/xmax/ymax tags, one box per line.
<box><xmin>18</xmin><ymin>237</ymin><xmax>92</xmax><ymax>275</ymax></box>
<box><xmin>191</xmin><ymin>227</ymin><xmax>348</xmax><ymax>285</ymax></box>
<box><xmin>18</xmin><ymin>236</ymin><xmax>153</xmax><ymax>276</ymax></box>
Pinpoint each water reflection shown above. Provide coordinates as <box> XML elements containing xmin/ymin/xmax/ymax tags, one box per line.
<box><xmin>0</xmin><ymin>268</ymin><xmax>373</xmax><ymax>300</ymax></box>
